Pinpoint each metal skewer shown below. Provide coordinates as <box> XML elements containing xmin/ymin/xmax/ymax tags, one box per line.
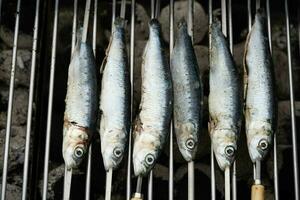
<box><xmin>63</xmin><ymin>1</ymin><xmax>77</xmax><ymax>199</ymax></box>
<box><xmin>105</xmin><ymin>0</ymin><xmax>127</xmax><ymax>199</ymax></box>
<box><xmin>148</xmin><ymin>170</ymin><xmax>153</xmax><ymax>200</ymax></box>
<box><xmin>64</xmin><ymin>0</ymin><xmax>92</xmax><ymax>199</ymax></box>
<box><xmin>82</xmin><ymin>0</ymin><xmax>91</xmax><ymax>43</ymax></box>
<box><xmin>126</xmin><ymin>0</ymin><xmax>135</xmax><ymax>199</ymax></box>
<box><xmin>187</xmin><ymin>1</ymin><xmax>195</xmax><ymax>199</ymax></box>
<box><xmin>105</xmin><ymin>169</ymin><xmax>113</xmax><ymax>200</ymax></box>
<box><xmin>227</xmin><ymin>1</ymin><xmax>237</xmax><ymax>199</ymax></box>
<box><xmin>225</xmin><ymin>167</ymin><xmax>231</xmax><ymax>200</ymax></box>
<box><xmin>221</xmin><ymin>1</ymin><xmax>232</xmax><ymax>200</ymax></box>
<box><xmin>85</xmin><ymin>1</ymin><xmax>97</xmax><ymax>199</ymax></box>
<box><xmin>151</xmin><ymin>0</ymin><xmax>155</xmax><ymax>19</ymax></box>
<box><xmin>255</xmin><ymin>0</ymin><xmax>260</xmax><ymax>11</ymax></box>
<box><xmin>266</xmin><ymin>1</ymin><xmax>279</xmax><ymax>199</ymax></box>
<box><xmin>120</xmin><ymin>0</ymin><xmax>126</xmax><ymax>19</ymax></box>
<box><xmin>147</xmin><ymin>1</ymin><xmax>160</xmax><ymax>198</ymax></box>
<box><xmin>132</xmin><ymin>176</ymin><xmax>143</xmax><ymax>200</ymax></box>
<box><xmin>0</xmin><ymin>0</ymin><xmax>21</xmax><ymax>199</ymax></box>
<box><xmin>71</xmin><ymin>0</ymin><xmax>78</xmax><ymax>55</ymax></box>
<box><xmin>247</xmin><ymin>2</ymin><xmax>265</xmax><ymax>200</ymax></box>
<box><xmin>63</xmin><ymin>0</ymin><xmax>78</xmax><ymax>200</ymax></box>
<box><xmin>42</xmin><ymin>0</ymin><xmax>59</xmax><ymax>199</ymax></box>
<box><xmin>285</xmin><ymin>0</ymin><xmax>299</xmax><ymax>199</ymax></box>
<box><xmin>247</xmin><ymin>0</ymin><xmax>252</xmax><ymax>32</ymax></box>
<box><xmin>112</xmin><ymin>0</ymin><xmax>116</xmax><ymax>28</ymax></box>
<box><xmin>21</xmin><ymin>0</ymin><xmax>40</xmax><ymax>199</ymax></box>
<box><xmin>208</xmin><ymin>0</ymin><xmax>215</xmax><ymax>199</ymax></box>
<box><xmin>169</xmin><ymin>0</ymin><xmax>174</xmax><ymax>199</ymax></box>
<box><xmin>155</xmin><ymin>0</ymin><xmax>160</xmax><ymax>20</ymax></box>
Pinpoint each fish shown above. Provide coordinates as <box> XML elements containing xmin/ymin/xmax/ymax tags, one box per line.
<box><xmin>208</xmin><ymin>21</ymin><xmax>242</xmax><ymax>171</ymax></box>
<box><xmin>99</xmin><ymin>18</ymin><xmax>131</xmax><ymax>171</ymax></box>
<box><xmin>132</xmin><ymin>19</ymin><xmax>173</xmax><ymax>177</ymax></box>
<box><xmin>63</xmin><ymin>34</ymin><xmax>98</xmax><ymax>170</ymax></box>
<box><xmin>170</xmin><ymin>19</ymin><xmax>203</xmax><ymax>162</ymax></box>
<box><xmin>244</xmin><ymin>9</ymin><xmax>276</xmax><ymax>163</ymax></box>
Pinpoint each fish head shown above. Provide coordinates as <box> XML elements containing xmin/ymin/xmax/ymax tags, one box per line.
<box><xmin>63</xmin><ymin>123</ymin><xmax>89</xmax><ymax>170</ymax></box>
<box><xmin>101</xmin><ymin>129</ymin><xmax>127</xmax><ymax>170</ymax></box>
<box><xmin>175</xmin><ymin>122</ymin><xmax>198</xmax><ymax>162</ymax></box>
<box><xmin>247</xmin><ymin>127</ymin><xmax>272</xmax><ymax>162</ymax></box>
<box><xmin>132</xmin><ymin>132</ymin><xmax>159</xmax><ymax>177</ymax></box>
<box><xmin>211</xmin><ymin>129</ymin><xmax>237</xmax><ymax>171</ymax></box>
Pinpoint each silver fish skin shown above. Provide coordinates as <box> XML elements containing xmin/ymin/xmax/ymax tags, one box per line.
<box><xmin>244</xmin><ymin>9</ymin><xmax>276</xmax><ymax>163</ymax></box>
<box><xmin>100</xmin><ymin>18</ymin><xmax>130</xmax><ymax>171</ymax></box>
<box><xmin>209</xmin><ymin>21</ymin><xmax>242</xmax><ymax>171</ymax></box>
<box><xmin>63</xmin><ymin>40</ymin><xmax>98</xmax><ymax>170</ymax></box>
<box><xmin>171</xmin><ymin>20</ymin><xmax>203</xmax><ymax>162</ymax></box>
<box><xmin>132</xmin><ymin>19</ymin><xmax>173</xmax><ymax>177</ymax></box>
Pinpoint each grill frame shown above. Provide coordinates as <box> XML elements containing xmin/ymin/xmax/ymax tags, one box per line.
<box><xmin>0</xmin><ymin>0</ymin><xmax>299</xmax><ymax>199</ymax></box>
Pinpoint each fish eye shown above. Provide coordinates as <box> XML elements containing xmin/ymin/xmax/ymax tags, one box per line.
<box><xmin>113</xmin><ymin>147</ymin><xmax>123</xmax><ymax>158</ymax></box>
<box><xmin>145</xmin><ymin>154</ymin><xmax>155</xmax><ymax>166</ymax></box>
<box><xmin>185</xmin><ymin>138</ymin><xmax>196</xmax><ymax>150</ymax></box>
<box><xmin>258</xmin><ymin>139</ymin><xmax>269</xmax><ymax>151</ymax></box>
<box><xmin>224</xmin><ymin>145</ymin><xmax>235</xmax><ymax>157</ymax></box>
<box><xmin>74</xmin><ymin>146</ymin><xmax>84</xmax><ymax>159</ymax></box>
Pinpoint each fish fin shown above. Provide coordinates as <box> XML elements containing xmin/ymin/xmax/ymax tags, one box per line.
<box><xmin>208</xmin><ymin>121</ymin><xmax>211</xmax><ymax>133</ymax></box>
<box><xmin>132</xmin><ymin>115</ymin><xmax>143</xmax><ymax>138</ymax></box>
<box><xmin>100</xmin><ymin>36</ymin><xmax>113</xmax><ymax>73</ymax></box>
<box><xmin>243</xmin><ymin>27</ymin><xmax>252</xmax><ymax>112</ymax></box>
<box><xmin>100</xmin><ymin>56</ymin><xmax>107</xmax><ymax>74</ymax></box>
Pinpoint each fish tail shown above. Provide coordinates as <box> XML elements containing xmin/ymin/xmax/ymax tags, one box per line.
<box><xmin>149</xmin><ymin>18</ymin><xmax>160</xmax><ymax>28</ymax></box>
<box><xmin>114</xmin><ymin>17</ymin><xmax>126</xmax><ymax>29</ymax></box>
<box><xmin>178</xmin><ymin>18</ymin><xmax>187</xmax><ymax>28</ymax></box>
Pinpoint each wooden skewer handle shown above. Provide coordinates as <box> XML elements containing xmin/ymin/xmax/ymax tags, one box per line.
<box><xmin>251</xmin><ymin>184</ymin><xmax>265</xmax><ymax>200</ymax></box>
<box><xmin>131</xmin><ymin>193</ymin><xmax>143</xmax><ymax>200</ymax></box>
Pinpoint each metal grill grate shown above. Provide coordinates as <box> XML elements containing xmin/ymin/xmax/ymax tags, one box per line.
<box><xmin>0</xmin><ymin>0</ymin><xmax>299</xmax><ymax>199</ymax></box>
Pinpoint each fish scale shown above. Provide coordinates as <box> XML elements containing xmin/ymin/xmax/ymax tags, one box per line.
<box><xmin>63</xmin><ymin>39</ymin><xmax>98</xmax><ymax>170</ymax></box>
<box><xmin>100</xmin><ymin>18</ymin><xmax>131</xmax><ymax>171</ymax></box>
<box><xmin>132</xmin><ymin>19</ymin><xmax>172</xmax><ymax>177</ymax></box>
<box><xmin>244</xmin><ymin>9</ymin><xmax>276</xmax><ymax>163</ymax></box>
<box><xmin>171</xmin><ymin>20</ymin><xmax>203</xmax><ymax>162</ymax></box>
<box><xmin>209</xmin><ymin>21</ymin><xmax>242</xmax><ymax>171</ymax></box>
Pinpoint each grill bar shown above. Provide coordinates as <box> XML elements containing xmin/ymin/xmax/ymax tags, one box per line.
<box><xmin>0</xmin><ymin>0</ymin><xmax>21</xmax><ymax>199</ymax></box>
<box><xmin>62</xmin><ymin>0</ymin><xmax>78</xmax><ymax>199</ymax></box>
<box><xmin>168</xmin><ymin>0</ymin><xmax>174</xmax><ymax>199</ymax></box>
<box><xmin>126</xmin><ymin>0</ymin><xmax>135</xmax><ymax>199</ymax></box>
<box><xmin>0</xmin><ymin>0</ymin><xmax>299</xmax><ymax>199</ymax></box>
<box><xmin>208</xmin><ymin>0</ymin><xmax>216</xmax><ymax>199</ymax></box>
<box><xmin>266</xmin><ymin>0</ymin><xmax>279</xmax><ymax>199</ymax></box>
<box><xmin>187</xmin><ymin>1</ymin><xmax>195</xmax><ymax>199</ymax></box>
<box><xmin>285</xmin><ymin>0</ymin><xmax>299</xmax><ymax>199</ymax></box>
<box><xmin>42</xmin><ymin>0</ymin><xmax>59</xmax><ymax>198</ymax></box>
<box><xmin>21</xmin><ymin>0</ymin><xmax>40</xmax><ymax>199</ymax></box>
<box><xmin>227</xmin><ymin>0</ymin><xmax>237</xmax><ymax>199</ymax></box>
<box><xmin>85</xmin><ymin>1</ymin><xmax>98</xmax><ymax>199</ymax></box>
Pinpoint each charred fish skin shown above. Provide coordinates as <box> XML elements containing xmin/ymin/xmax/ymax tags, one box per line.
<box><xmin>100</xmin><ymin>18</ymin><xmax>130</xmax><ymax>171</ymax></box>
<box><xmin>171</xmin><ymin>20</ymin><xmax>203</xmax><ymax>162</ymax></box>
<box><xmin>63</xmin><ymin>40</ymin><xmax>98</xmax><ymax>170</ymax></box>
<box><xmin>209</xmin><ymin>21</ymin><xmax>242</xmax><ymax>171</ymax></box>
<box><xmin>132</xmin><ymin>19</ymin><xmax>173</xmax><ymax>177</ymax></box>
<box><xmin>244</xmin><ymin>9</ymin><xmax>276</xmax><ymax>163</ymax></box>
